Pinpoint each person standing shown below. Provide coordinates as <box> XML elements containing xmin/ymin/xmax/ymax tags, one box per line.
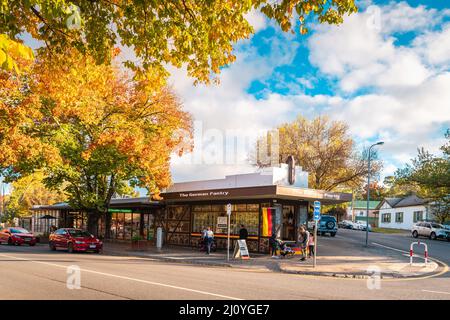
<box><xmin>298</xmin><ymin>225</ymin><xmax>310</xmax><ymax>261</ymax></box>
<box><xmin>269</xmin><ymin>233</ymin><xmax>279</xmax><ymax>258</ymax></box>
<box><xmin>239</xmin><ymin>224</ymin><xmax>248</xmax><ymax>240</ymax></box>
<box><xmin>308</xmin><ymin>229</ymin><xmax>315</xmax><ymax>258</ymax></box>
<box><xmin>205</xmin><ymin>226</ymin><xmax>214</xmax><ymax>255</ymax></box>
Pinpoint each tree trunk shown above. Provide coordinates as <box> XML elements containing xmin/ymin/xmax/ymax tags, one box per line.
<box><xmin>87</xmin><ymin>210</ymin><xmax>101</xmax><ymax>236</ymax></box>
<box><xmin>104</xmin><ymin>211</ymin><xmax>112</xmax><ymax>239</ymax></box>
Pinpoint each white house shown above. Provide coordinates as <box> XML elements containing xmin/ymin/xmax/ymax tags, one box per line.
<box><xmin>377</xmin><ymin>195</ymin><xmax>431</xmax><ymax>230</ymax></box>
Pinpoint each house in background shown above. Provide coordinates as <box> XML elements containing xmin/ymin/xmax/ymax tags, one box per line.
<box><xmin>377</xmin><ymin>195</ymin><xmax>431</xmax><ymax>230</ymax></box>
<box><xmin>346</xmin><ymin>200</ymin><xmax>380</xmax><ymax>227</ymax></box>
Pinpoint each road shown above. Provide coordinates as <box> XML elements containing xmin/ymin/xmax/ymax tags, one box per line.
<box><xmin>335</xmin><ymin>228</ymin><xmax>450</xmax><ymax>267</ymax></box>
<box><xmin>0</xmin><ymin>232</ymin><xmax>448</xmax><ymax>300</ymax></box>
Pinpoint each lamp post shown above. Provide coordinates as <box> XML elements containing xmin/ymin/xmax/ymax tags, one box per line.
<box><xmin>366</xmin><ymin>141</ymin><xmax>384</xmax><ymax>247</ymax></box>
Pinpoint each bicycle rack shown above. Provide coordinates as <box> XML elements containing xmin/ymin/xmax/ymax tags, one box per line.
<box><xmin>410</xmin><ymin>241</ymin><xmax>428</xmax><ymax>266</ymax></box>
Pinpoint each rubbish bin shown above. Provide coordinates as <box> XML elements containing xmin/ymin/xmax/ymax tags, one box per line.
<box><xmin>156</xmin><ymin>227</ymin><xmax>163</xmax><ymax>249</ymax></box>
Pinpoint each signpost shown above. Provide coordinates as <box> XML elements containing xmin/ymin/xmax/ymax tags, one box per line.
<box><xmin>226</xmin><ymin>203</ymin><xmax>232</xmax><ymax>261</ymax></box>
<box><xmin>313</xmin><ymin>201</ymin><xmax>321</xmax><ymax>268</ymax></box>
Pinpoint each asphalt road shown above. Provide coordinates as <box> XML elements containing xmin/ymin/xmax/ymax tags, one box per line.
<box><xmin>335</xmin><ymin>228</ymin><xmax>450</xmax><ymax>266</ymax></box>
<box><xmin>0</xmin><ymin>235</ymin><xmax>449</xmax><ymax>300</ymax></box>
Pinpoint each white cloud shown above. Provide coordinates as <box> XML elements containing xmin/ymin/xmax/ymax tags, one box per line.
<box><xmin>413</xmin><ymin>23</ymin><xmax>450</xmax><ymax>66</ymax></box>
<box><xmin>168</xmin><ymin>1</ymin><xmax>450</xmax><ymax>185</ymax></box>
<box><xmin>379</xmin><ymin>1</ymin><xmax>441</xmax><ymax>34</ymax></box>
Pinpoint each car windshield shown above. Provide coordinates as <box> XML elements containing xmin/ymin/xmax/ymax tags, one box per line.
<box><xmin>321</xmin><ymin>216</ymin><xmax>335</xmax><ymax>221</ymax></box>
<box><xmin>68</xmin><ymin>229</ymin><xmax>92</xmax><ymax>237</ymax></box>
<box><xmin>10</xmin><ymin>228</ymin><xmax>30</xmax><ymax>234</ymax></box>
<box><xmin>431</xmin><ymin>223</ymin><xmax>444</xmax><ymax>229</ymax></box>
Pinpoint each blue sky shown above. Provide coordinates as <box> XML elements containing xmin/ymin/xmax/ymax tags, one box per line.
<box><xmin>168</xmin><ymin>0</ymin><xmax>450</xmax><ymax>188</ymax></box>
<box><xmin>10</xmin><ymin>0</ymin><xmax>450</xmax><ymax>196</ymax></box>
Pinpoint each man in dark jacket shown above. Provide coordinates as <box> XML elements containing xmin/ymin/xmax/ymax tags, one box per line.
<box><xmin>239</xmin><ymin>224</ymin><xmax>248</xmax><ymax>240</ymax></box>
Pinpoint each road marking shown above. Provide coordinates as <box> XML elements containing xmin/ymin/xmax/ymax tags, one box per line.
<box><xmin>0</xmin><ymin>252</ymin><xmax>242</xmax><ymax>300</ymax></box>
<box><xmin>422</xmin><ymin>290</ymin><xmax>450</xmax><ymax>295</ymax></box>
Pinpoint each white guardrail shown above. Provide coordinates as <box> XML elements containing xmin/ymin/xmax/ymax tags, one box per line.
<box><xmin>410</xmin><ymin>241</ymin><xmax>428</xmax><ymax>266</ymax></box>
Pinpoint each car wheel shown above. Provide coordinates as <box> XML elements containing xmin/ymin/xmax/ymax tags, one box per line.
<box><xmin>326</xmin><ymin>221</ymin><xmax>335</xmax><ymax>229</ymax></box>
<box><xmin>430</xmin><ymin>232</ymin><xmax>436</xmax><ymax>240</ymax></box>
<box><xmin>7</xmin><ymin>237</ymin><xmax>13</xmax><ymax>245</ymax></box>
<box><xmin>29</xmin><ymin>243</ymin><xmax>36</xmax><ymax>247</ymax></box>
<box><xmin>67</xmin><ymin>242</ymin><xmax>74</xmax><ymax>253</ymax></box>
<box><xmin>49</xmin><ymin>241</ymin><xmax>56</xmax><ymax>251</ymax></box>
<box><xmin>412</xmin><ymin>230</ymin><xmax>418</xmax><ymax>238</ymax></box>
<box><xmin>330</xmin><ymin>233</ymin><xmax>336</xmax><ymax>237</ymax></box>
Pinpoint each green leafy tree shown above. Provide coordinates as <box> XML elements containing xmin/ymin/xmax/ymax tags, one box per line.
<box><xmin>1</xmin><ymin>0</ymin><xmax>357</xmax><ymax>83</ymax></box>
<box><xmin>395</xmin><ymin>130</ymin><xmax>450</xmax><ymax>223</ymax></box>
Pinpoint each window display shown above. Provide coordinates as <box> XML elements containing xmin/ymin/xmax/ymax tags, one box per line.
<box><xmin>192</xmin><ymin>203</ymin><xmax>259</xmax><ymax>235</ymax></box>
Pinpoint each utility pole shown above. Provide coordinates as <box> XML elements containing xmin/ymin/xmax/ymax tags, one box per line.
<box><xmin>366</xmin><ymin>141</ymin><xmax>384</xmax><ymax>247</ymax></box>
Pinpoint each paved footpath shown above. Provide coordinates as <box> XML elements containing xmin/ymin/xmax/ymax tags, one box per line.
<box><xmin>103</xmin><ymin>231</ymin><xmax>446</xmax><ymax>279</ymax></box>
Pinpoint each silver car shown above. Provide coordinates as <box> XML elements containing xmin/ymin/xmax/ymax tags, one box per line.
<box><xmin>411</xmin><ymin>221</ymin><xmax>450</xmax><ymax>240</ymax></box>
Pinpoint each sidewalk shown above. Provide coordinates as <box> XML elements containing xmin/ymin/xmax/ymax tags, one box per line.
<box><xmin>102</xmin><ymin>238</ymin><xmax>441</xmax><ymax>279</ymax></box>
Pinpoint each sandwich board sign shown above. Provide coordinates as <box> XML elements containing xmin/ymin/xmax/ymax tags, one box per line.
<box><xmin>233</xmin><ymin>239</ymin><xmax>250</xmax><ymax>260</ymax></box>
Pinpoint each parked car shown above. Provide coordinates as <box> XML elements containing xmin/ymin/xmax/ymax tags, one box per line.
<box><xmin>412</xmin><ymin>222</ymin><xmax>450</xmax><ymax>241</ymax></box>
<box><xmin>0</xmin><ymin>227</ymin><xmax>37</xmax><ymax>246</ymax></box>
<box><xmin>353</xmin><ymin>221</ymin><xmax>372</xmax><ymax>232</ymax></box>
<box><xmin>49</xmin><ymin>228</ymin><xmax>103</xmax><ymax>253</ymax></box>
<box><xmin>315</xmin><ymin>215</ymin><xmax>338</xmax><ymax>237</ymax></box>
<box><xmin>338</xmin><ymin>220</ymin><xmax>355</xmax><ymax>229</ymax></box>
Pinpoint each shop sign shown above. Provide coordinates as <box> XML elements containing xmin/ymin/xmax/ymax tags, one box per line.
<box><xmin>217</xmin><ymin>216</ymin><xmax>228</xmax><ymax>229</ymax></box>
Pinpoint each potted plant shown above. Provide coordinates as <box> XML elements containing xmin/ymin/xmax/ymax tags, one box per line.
<box><xmin>131</xmin><ymin>234</ymin><xmax>148</xmax><ymax>251</ymax></box>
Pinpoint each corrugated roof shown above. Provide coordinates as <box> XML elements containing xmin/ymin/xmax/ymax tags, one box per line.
<box><xmin>394</xmin><ymin>194</ymin><xmax>428</xmax><ymax>207</ymax></box>
<box><xmin>384</xmin><ymin>197</ymin><xmax>402</xmax><ymax>207</ymax></box>
<box><xmin>378</xmin><ymin>195</ymin><xmax>429</xmax><ymax>209</ymax></box>
<box><xmin>349</xmin><ymin>200</ymin><xmax>380</xmax><ymax>210</ymax></box>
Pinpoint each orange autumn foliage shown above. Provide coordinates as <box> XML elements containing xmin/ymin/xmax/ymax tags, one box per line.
<box><xmin>0</xmin><ymin>49</ymin><xmax>192</xmax><ymax>215</ymax></box>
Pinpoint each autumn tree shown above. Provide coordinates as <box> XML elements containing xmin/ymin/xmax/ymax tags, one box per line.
<box><xmin>4</xmin><ymin>171</ymin><xmax>67</xmax><ymax>220</ymax></box>
<box><xmin>0</xmin><ymin>34</ymin><xmax>34</xmax><ymax>72</ymax></box>
<box><xmin>395</xmin><ymin>130</ymin><xmax>450</xmax><ymax>223</ymax></box>
<box><xmin>256</xmin><ymin>115</ymin><xmax>382</xmax><ymax>191</ymax></box>
<box><xmin>0</xmin><ymin>49</ymin><xmax>192</xmax><ymax>236</ymax></box>
<box><xmin>0</xmin><ymin>0</ymin><xmax>357</xmax><ymax>83</ymax></box>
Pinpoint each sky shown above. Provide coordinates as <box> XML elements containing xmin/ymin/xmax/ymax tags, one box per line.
<box><xmin>12</xmin><ymin>0</ymin><xmax>450</xmax><ymax>195</ymax></box>
<box><xmin>167</xmin><ymin>0</ymin><xmax>450</xmax><ymax>188</ymax></box>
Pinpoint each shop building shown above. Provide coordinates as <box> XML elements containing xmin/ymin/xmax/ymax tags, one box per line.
<box><xmin>30</xmin><ymin>164</ymin><xmax>351</xmax><ymax>253</ymax></box>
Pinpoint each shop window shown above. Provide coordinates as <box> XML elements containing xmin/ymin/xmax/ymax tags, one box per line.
<box><xmin>124</xmin><ymin>213</ymin><xmax>133</xmax><ymax>240</ymax></box>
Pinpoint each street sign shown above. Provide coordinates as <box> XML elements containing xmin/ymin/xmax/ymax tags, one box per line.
<box><xmin>313</xmin><ymin>201</ymin><xmax>321</xmax><ymax>268</ymax></box>
<box><xmin>226</xmin><ymin>203</ymin><xmax>231</xmax><ymax>261</ymax></box>
<box><xmin>313</xmin><ymin>201</ymin><xmax>321</xmax><ymax>221</ymax></box>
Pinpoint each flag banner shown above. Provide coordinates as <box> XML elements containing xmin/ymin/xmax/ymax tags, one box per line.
<box><xmin>262</xmin><ymin>208</ymin><xmax>273</xmax><ymax>237</ymax></box>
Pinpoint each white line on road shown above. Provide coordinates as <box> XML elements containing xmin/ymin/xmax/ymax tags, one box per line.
<box><xmin>422</xmin><ymin>290</ymin><xmax>450</xmax><ymax>295</ymax></box>
<box><xmin>0</xmin><ymin>252</ymin><xmax>242</xmax><ymax>300</ymax></box>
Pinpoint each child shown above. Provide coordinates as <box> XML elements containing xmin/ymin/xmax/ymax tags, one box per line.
<box><xmin>308</xmin><ymin>232</ymin><xmax>315</xmax><ymax>258</ymax></box>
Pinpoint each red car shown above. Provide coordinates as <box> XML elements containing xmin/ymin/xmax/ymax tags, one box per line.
<box><xmin>49</xmin><ymin>228</ymin><xmax>103</xmax><ymax>253</ymax></box>
<box><xmin>0</xmin><ymin>227</ymin><xmax>37</xmax><ymax>246</ymax></box>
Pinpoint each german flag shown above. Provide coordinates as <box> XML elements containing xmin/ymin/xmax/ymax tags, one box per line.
<box><xmin>262</xmin><ymin>207</ymin><xmax>273</xmax><ymax>237</ymax></box>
